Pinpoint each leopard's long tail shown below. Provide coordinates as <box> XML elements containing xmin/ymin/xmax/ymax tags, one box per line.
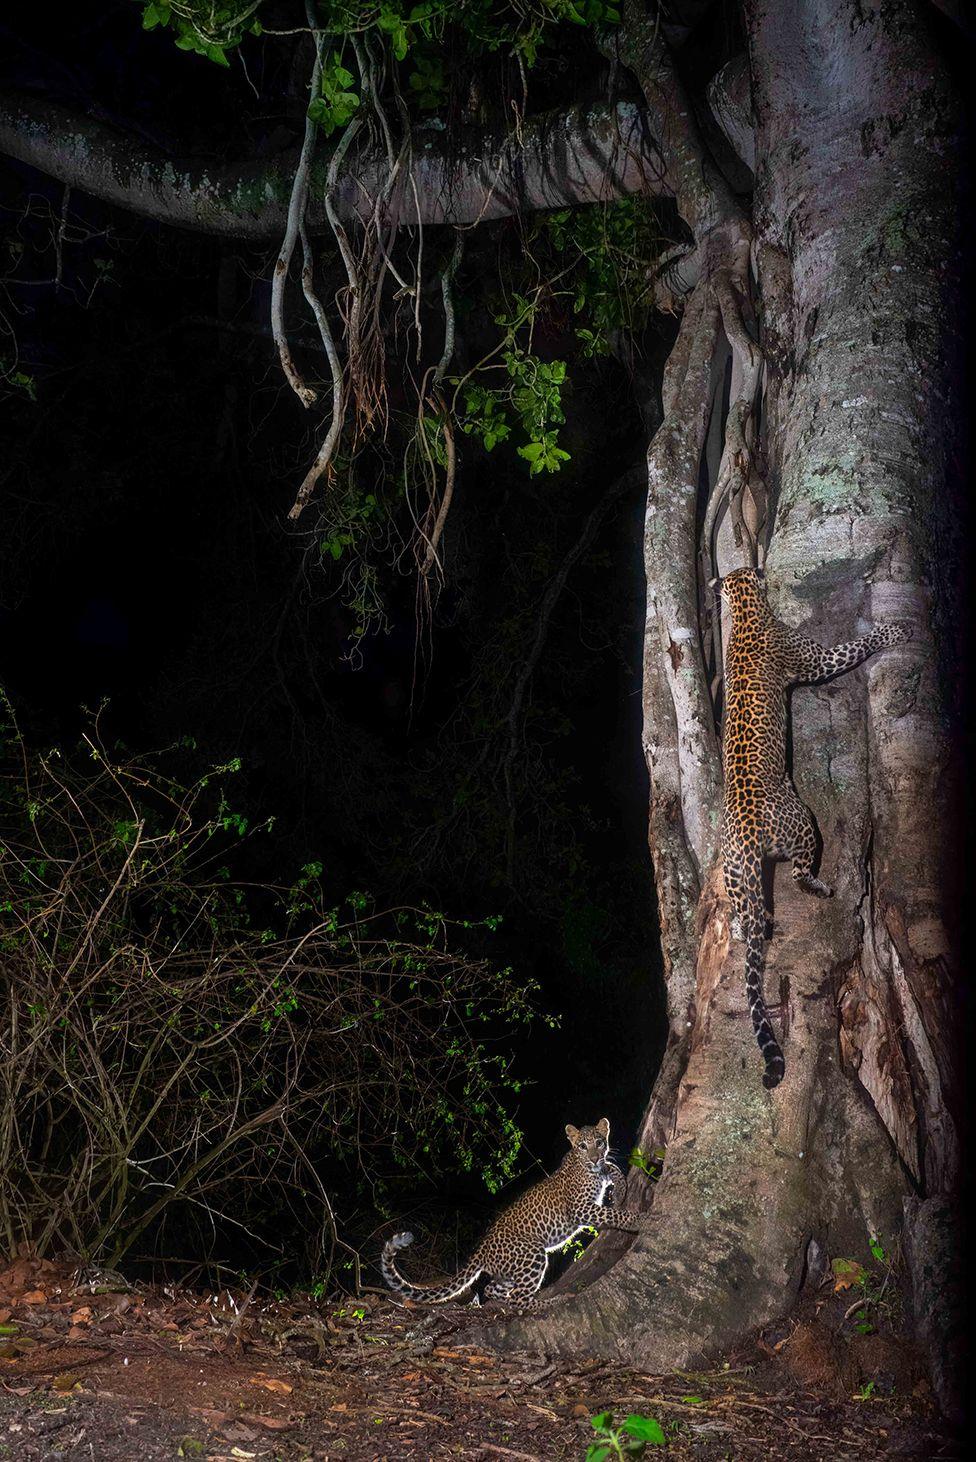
<box><xmin>380</xmin><ymin>1232</ymin><xmax>482</xmax><ymax>1303</ymax></box>
<box><xmin>744</xmin><ymin>913</ymin><xmax>785</xmax><ymax>1089</ymax></box>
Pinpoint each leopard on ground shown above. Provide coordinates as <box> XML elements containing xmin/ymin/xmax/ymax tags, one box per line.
<box><xmin>380</xmin><ymin>1119</ymin><xmax>644</xmax><ymax>1308</ymax></box>
<box><xmin>719</xmin><ymin>568</ymin><xmax>912</xmax><ymax>1089</ymax></box>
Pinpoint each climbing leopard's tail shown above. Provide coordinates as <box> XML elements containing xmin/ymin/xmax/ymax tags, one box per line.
<box><xmin>380</xmin><ymin>1232</ymin><xmax>482</xmax><ymax>1303</ymax></box>
<box><xmin>744</xmin><ymin>917</ymin><xmax>785</xmax><ymax>1089</ymax></box>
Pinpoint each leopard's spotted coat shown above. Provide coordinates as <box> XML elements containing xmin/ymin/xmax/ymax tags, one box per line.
<box><xmin>380</xmin><ymin>1119</ymin><xmax>643</xmax><ymax>1308</ymax></box>
<box><xmin>719</xmin><ymin>568</ymin><xmax>911</xmax><ymax>1089</ymax></box>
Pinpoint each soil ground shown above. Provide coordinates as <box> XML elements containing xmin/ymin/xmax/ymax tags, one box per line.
<box><xmin>0</xmin><ymin>1258</ymin><xmax>959</xmax><ymax>1460</ymax></box>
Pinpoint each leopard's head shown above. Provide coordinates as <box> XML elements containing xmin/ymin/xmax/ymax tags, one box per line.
<box><xmin>565</xmin><ymin>1117</ymin><xmax>611</xmax><ymax>1171</ymax></box>
<box><xmin>718</xmin><ymin>566</ymin><xmax>767</xmax><ymax>622</ymax></box>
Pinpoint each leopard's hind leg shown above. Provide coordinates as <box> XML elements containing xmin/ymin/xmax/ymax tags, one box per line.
<box><xmin>483</xmin><ymin>1276</ymin><xmax>515</xmax><ymax>1301</ymax></box>
<box><xmin>764</xmin><ymin>790</ymin><xmax>832</xmax><ymax>899</ymax></box>
<box><xmin>487</xmin><ymin>1250</ymin><xmax>548</xmax><ymax>1309</ymax></box>
<box><xmin>724</xmin><ymin>853</ymin><xmax>747</xmax><ymax>941</ymax></box>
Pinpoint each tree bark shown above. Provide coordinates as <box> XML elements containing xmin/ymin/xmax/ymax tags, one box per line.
<box><xmin>0</xmin><ymin>92</ymin><xmax>663</xmax><ymax>235</ymax></box>
<box><xmin>465</xmin><ymin>0</ymin><xmax>961</xmax><ymax>1386</ymax></box>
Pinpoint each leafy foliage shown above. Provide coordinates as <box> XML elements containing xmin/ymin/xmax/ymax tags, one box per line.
<box><xmin>628</xmin><ymin>1145</ymin><xmax>665</xmax><ymax>1181</ymax></box>
<box><xmin>586</xmin><ymin>1410</ymin><xmax>666</xmax><ymax>1459</ymax></box>
<box><xmin>459</xmin><ymin>348</ymin><xmax>569</xmax><ymax>476</ymax></box>
<box><xmin>831</xmin><ymin>1237</ymin><xmax>895</xmax><ymax>1338</ymax></box>
<box><xmin>138</xmin><ymin>1</ymin><xmax>263</xmax><ymax>67</ymax></box>
<box><xmin>0</xmin><ymin>695</ymin><xmax>543</xmax><ymax>1276</ymax></box>
<box><xmin>308</xmin><ymin>52</ymin><xmax>361</xmax><ymax>135</ymax></box>
<box><xmin>537</xmin><ymin>200</ymin><xmax>665</xmax><ymax>355</ymax></box>
<box><xmin>139</xmin><ymin>0</ymin><xmax>620</xmax><ymax>80</ymax></box>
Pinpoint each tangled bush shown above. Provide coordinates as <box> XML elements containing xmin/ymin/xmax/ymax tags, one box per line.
<box><xmin>0</xmin><ymin>697</ymin><xmax>537</xmax><ymax>1279</ymax></box>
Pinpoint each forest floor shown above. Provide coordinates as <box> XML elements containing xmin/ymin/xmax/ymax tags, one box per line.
<box><xmin>0</xmin><ymin>1257</ymin><xmax>959</xmax><ymax>1461</ymax></box>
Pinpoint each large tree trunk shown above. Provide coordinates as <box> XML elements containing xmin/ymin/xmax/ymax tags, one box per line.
<box><xmin>469</xmin><ymin>0</ymin><xmax>961</xmax><ymax>1400</ymax></box>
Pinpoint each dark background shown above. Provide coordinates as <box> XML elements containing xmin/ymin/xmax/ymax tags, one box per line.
<box><xmin>0</xmin><ymin>3</ymin><xmax>669</xmax><ymax>1255</ymax></box>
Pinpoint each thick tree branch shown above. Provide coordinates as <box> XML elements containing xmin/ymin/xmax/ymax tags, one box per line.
<box><xmin>0</xmin><ymin>91</ymin><xmax>665</xmax><ymax>236</ymax></box>
<box><xmin>706</xmin><ymin>54</ymin><xmax>755</xmax><ymax>174</ymax></box>
<box><xmin>599</xmin><ymin>3</ymin><xmax>743</xmax><ymax>241</ymax></box>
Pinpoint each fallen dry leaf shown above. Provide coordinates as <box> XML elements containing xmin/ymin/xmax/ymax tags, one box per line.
<box><xmin>831</xmin><ymin>1258</ymin><xmax>865</xmax><ymax>1292</ymax></box>
<box><xmin>249</xmin><ymin>1376</ymin><xmax>293</xmax><ymax>1394</ymax></box>
<box><xmin>221</xmin><ymin>1423</ymin><xmax>258</xmax><ymax>1442</ymax></box>
<box><xmin>21</xmin><ymin>1291</ymin><xmax>47</xmax><ymax>1305</ymax></box>
<box><xmin>240</xmin><ymin>1413</ymin><xmax>295</xmax><ymax>1431</ymax></box>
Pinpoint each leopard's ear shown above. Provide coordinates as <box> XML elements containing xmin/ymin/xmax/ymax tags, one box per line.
<box><xmin>565</xmin><ymin>1124</ymin><xmax>581</xmax><ymax>1145</ymax></box>
<box><xmin>597</xmin><ymin>1117</ymin><xmax>610</xmax><ymax>1139</ymax></box>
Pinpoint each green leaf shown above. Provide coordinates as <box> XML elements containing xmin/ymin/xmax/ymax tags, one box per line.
<box><xmin>623</xmin><ymin>1414</ymin><xmax>666</xmax><ymax>1444</ymax></box>
<box><xmin>590</xmin><ymin>1413</ymin><xmax>612</xmax><ymax>1431</ymax></box>
<box><xmin>585</xmin><ymin>1449</ymin><xmax>611</xmax><ymax>1462</ymax></box>
<box><xmin>10</xmin><ymin>371</ymin><xmax>36</xmax><ymax>400</ymax></box>
<box><xmin>379</xmin><ymin>7</ymin><xmax>409</xmax><ymax>60</ymax></box>
<box><xmin>517</xmin><ymin>442</ymin><xmax>544</xmax><ymax>462</ymax></box>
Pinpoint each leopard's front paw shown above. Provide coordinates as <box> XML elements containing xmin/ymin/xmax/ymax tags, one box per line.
<box><xmin>794</xmin><ymin>871</ymin><xmax>833</xmax><ymax>899</ymax></box>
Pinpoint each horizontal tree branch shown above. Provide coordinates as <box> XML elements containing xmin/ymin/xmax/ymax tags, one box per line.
<box><xmin>0</xmin><ymin>90</ymin><xmax>667</xmax><ymax>237</ymax></box>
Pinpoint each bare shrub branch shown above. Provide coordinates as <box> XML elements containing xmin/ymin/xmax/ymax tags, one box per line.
<box><xmin>0</xmin><ymin>700</ymin><xmax>539</xmax><ymax>1277</ymax></box>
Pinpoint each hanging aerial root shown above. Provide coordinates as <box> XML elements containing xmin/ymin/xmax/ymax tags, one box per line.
<box><xmin>421</xmin><ymin>234</ymin><xmax>464</xmax><ymax>578</ymax></box>
<box><xmin>271</xmin><ymin>6</ymin><xmax>326</xmax><ymax>409</ymax></box>
<box><xmin>645</xmin><ymin>279</ymin><xmax>724</xmax><ymax>880</ymax></box>
<box><xmin>700</xmin><ymin>262</ymin><xmax>767</xmax><ymax>570</ymax></box>
<box><xmin>287</xmin><ymin>221</ymin><xmax>346</xmax><ymax>521</ymax></box>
